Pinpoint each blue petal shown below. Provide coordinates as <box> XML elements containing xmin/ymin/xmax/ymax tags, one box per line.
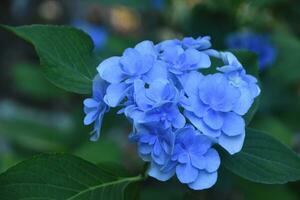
<box><xmin>148</xmin><ymin>162</ymin><xmax>175</xmax><ymax>181</ymax></box>
<box><xmin>90</xmin><ymin>113</ymin><xmax>105</xmax><ymax>141</ymax></box>
<box><xmin>178</xmin><ymin>71</ymin><xmax>203</xmax><ymax>97</ymax></box>
<box><xmin>162</xmin><ymin>45</ymin><xmax>184</xmax><ymax>63</ymax></box>
<box><xmin>178</xmin><ymin>153</ymin><xmax>189</xmax><ymax>164</ymax></box>
<box><xmin>232</xmin><ymin>87</ymin><xmax>254</xmax><ymax>115</ymax></box>
<box><xmin>182</xmin><ymin>36</ymin><xmax>211</xmax><ymax>50</ymax></box>
<box><xmin>134</xmin><ymin>79</ymin><xmax>153</xmax><ymax>110</ymax></box>
<box><xmin>176</xmin><ymin>163</ymin><xmax>198</xmax><ymax>184</ymax></box>
<box><xmin>218</xmin><ymin>132</ymin><xmax>245</xmax><ymax>154</ymax></box>
<box><xmin>222</xmin><ymin>112</ymin><xmax>245</xmax><ymax>136</ymax></box>
<box><xmin>185</xmin><ymin>111</ymin><xmax>221</xmax><ymax>138</ymax></box>
<box><xmin>104</xmin><ymin>82</ymin><xmax>130</xmax><ymax>107</ymax></box>
<box><xmin>188</xmin><ymin>171</ymin><xmax>218</xmax><ymax>190</ymax></box>
<box><xmin>145</xmin><ymin>79</ymin><xmax>174</xmax><ymax>103</ymax></box>
<box><xmin>84</xmin><ymin>109</ymin><xmax>98</xmax><ymax>125</ymax></box>
<box><xmin>135</xmin><ymin>40</ymin><xmax>157</xmax><ymax>57</ymax></box>
<box><xmin>184</xmin><ymin>49</ymin><xmax>211</xmax><ymax>69</ymax></box>
<box><xmin>83</xmin><ymin>98</ymin><xmax>98</xmax><ymax>108</ymax></box>
<box><xmin>144</xmin><ymin>60</ymin><xmax>168</xmax><ymax>83</ymax></box>
<box><xmin>121</xmin><ymin>48</ymin><xmax>154</xmax><ymax>76</ymax></box>
<box><xmin>203</xmin><ymin>110</ymin><xmax>223</xmax><ymax>130</ymax></box>
<box><xmin>92</xmin><ymin>75</ymin><xmax>108</xmax><ymax>100</ymax></box>
<box><xmin>172</xmin><ymin>111</ymin><xmax>186</xmax><ymax>129</ymax></box>
<box><xmin>97</xmin><ymin>56</ymin><xmax>125</xmax><ymax>83</ymax></box>
<box><xmin>204</xmin><ymin>149</ymin><xmax>220</xmax><ymax>173</ymax></box>
<box><xmin>153</xmin><ymin>140</ymin><xmax>162</xmax><ymax>156</ymax></box>
<box><xmin>138</xmin><ymin>144</ymin><xmax>152</xmax><ymax>154</ymax></box>
<box><xmin>190</xmin><ymin>154</ymin><xmax>206</xmax><ymax>170</ymax></box>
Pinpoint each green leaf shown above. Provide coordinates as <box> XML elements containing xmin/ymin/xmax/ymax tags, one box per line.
<box><xmin>11</xmin><ymin>63</ymin><xmax>68</xmax><ymax>100</ymax></box>
<box><xmin>232</xmin><ymin>50</ymin><xmax>260</xmax><ymax>125</ymax></box>
<box><xmin>221</xmin><ymin>129</ymin><xmax>300</xmax><ymax>184</ymax></box>
<box><xmin>0</xmin><ymin>100</ymin><xmax>77</xmax><ymax>151</ymax></box>
<box><xmin>2</xmin><ymin>25</ymin><xmax>97</xmax><ymax>94</ymax></box>
<box><xmin>0</xmin><ymin>153</ymin><xmax>144</xmax><ymax>200</ymax></box>
<box><xmin>271</xmin><ymin>29</ymin><xmax>300</xmax><ymax>84</ymax></box>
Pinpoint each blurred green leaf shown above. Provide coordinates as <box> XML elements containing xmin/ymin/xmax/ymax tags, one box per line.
<box><xmin>82</xmin><ymin>0</ymin><xmax>156</xmax><ymax>10</ymax></box>
<box><xmin>0</xmin><ymin>100</ymin><xmax>77</xmax><ymax>151</ymax></box>
<box><xmin>2</xmin><ymin>25</ymin><xmax>97</xmax><ymax>94</ymax></box>
<box><xmin>140</xmin><ymin>179</ymin><xmax>186</xmax><ymax>200</ymax></box>
<box><xmin>11</xmin><ymin>63</ymin><xmax>67</xmax><ymax>100</ymax></box>
<box><xmin>74</xmin><ymin>140</ymin><xmax>121</xmax><ymax>164</ymax></box>
<box><xmin>251</xmin><ymin>116</ymin><xmax>294</xmax><ymax>146</ymax></box>
<box><xmin>222</xmin><ymin>128</ymin><xmax>300</xmax><ymax>184</ymax></box>
<box><xmin>237</xmin><ymin>178</ymin><xmax>298</xmax><ymax>200</ymax></box>
<box><xmin>0</xmin><ymin>153</ymin><xmax>144</xmax><ymax>200</ymax></box>
<box><xmin>271</xmin><ymin>29</ymin><xmax>300</xmax><ymax>84</ymax></box>
<box><xmin>183</xmin><ymin>5</ymin><xmax>236</xmax><ymax>48</ymax></box>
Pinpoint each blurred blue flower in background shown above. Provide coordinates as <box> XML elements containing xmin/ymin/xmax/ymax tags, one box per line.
<box><xmin>226</xmin><ymin>32</ymin><xmax>277</xmax><ymax>70</ymax></box>
<box><xmin>72</xmin><ymin>20</ymin><xmax>107</xmax><ymax>51</ymax></box>
<box><xmin>150</xmin><ymin>0</ymin><xmax>166</xmax><ymax>10</ymax></box>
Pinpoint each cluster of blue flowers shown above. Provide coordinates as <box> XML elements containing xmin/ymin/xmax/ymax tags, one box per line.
<box><xmin>83</xmin><ymin>36</ymin><xmax>260</xmax><ymax>190</ymax></box>
<box><xmin>226</xmin><ymin>32</ymin><xmax>277</xmax><ymax>70</ymax></box>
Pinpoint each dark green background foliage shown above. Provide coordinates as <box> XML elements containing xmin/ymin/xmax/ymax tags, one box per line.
<box><xmin>0</xmin><ymin>0</ymin><xmax>300</xmax><ymax>199</ymax></box>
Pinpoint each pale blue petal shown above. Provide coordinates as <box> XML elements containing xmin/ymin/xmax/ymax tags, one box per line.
<box><xmin>104</xmin><ymin>82</ymin><xmax>129</xmax><ymax>107</ymax></box>
<box><xmin>204</xmin><ymin>149</ymin><xmax>220</xmax><ymax>173</ymax></box>
<box><xmin>90</xmin><ymin>113</ymin><xmax>105</xmax><ymax>141</ymax></box>
<box><xmin>172</xmin><ymin>112</ymin><xmax>186</xmax><ymax>129</ymax></box>
<box><xmin>135</xmin><ymin>40</ymin><xmax>157</xmax><ymax>57</ymax></box>
<box><xmin>233</xmin><ymin>87</ymin><xmax>254</xmax><ymax>115</ymax></box>
<box><xmin>144</xmin><ymin>60</ymin><xmax>169</xmax><ymax>83</ymax></box>
<box><xmin>178</xmin><ymin>71</ymin><xmax>203</xmax><ymax>97</ymax></box>
<box><xmin>97</xmin><ymin>56</ymin><xmax>125</xmax><ymax>83</ymax></box>
<box><xmin>188</xmin><ymin>171</ymin><xmax>218</xmax><ymax>190</ymax></box>
<box><xmin>178</xmin><ymin>153</ymin><xmax>189</xmax><ymax>164</ymax></box>
<box><xmin>184</xmin><ymin>49</ymin><xmax>211</xmax><ymax>69</ymax></box>
<box><xmin>138</xmin><ymin>144</ymin><xmax>152</xmax><ymax>154</ymax></box>
<box><xmin>203</xmin><ymin>110</ymin><xmax>223</xmax><ymax>130</ymax></box>
<box><xmin>190</xmin><ymin>154</ymin><xmax>205</xmax><ymax>170</ymax></box>
<box><xmin>148</xmin><ymin>162</ymin><xmax>175</xmax><ymax>181</ymax></box>
<box><xmin>222</xmin><ymin>112</ymin><xmax>245</xmax><ymax>136</ymax></box>
<box><xmin>176</xmin><ymin>163</ymin><xmax>198</xmax><ymax>184</ymax></box>
<box><xmin>185</xmin><ymin>111</ymin><xmax>221</xmax><ymax>137</ymax></box>
<box><xmin>83</xmin><ymin>98</ymin><xmax>98</xmax><ymax>108</ymax></box>
<box><xmin>218</xmin><ymin>132</ymin><xmax>245</xmax><ymax>154</ymax></box>
<box><xmin>84</xmin><ymin>109</ymin><xmax>98</xmax><ymax>125</ymax></box>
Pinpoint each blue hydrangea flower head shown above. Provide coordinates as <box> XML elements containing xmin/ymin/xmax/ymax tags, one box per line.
<box><xmin>226</xmin><ymin>32</ymin><xmax>277</xmax><ymax>70</ymax></box>
<box><xmin>83</xmin><ymin>75</ymin><xmax>109</xmax><ymax>141</ymax></box>
<box><xmin>83</xmin><ymin>35</ymin><xmax>261</xmax><ymax>190</ymax></box>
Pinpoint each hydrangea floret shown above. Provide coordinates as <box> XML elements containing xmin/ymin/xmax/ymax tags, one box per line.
<box><xmin>83</xmin><ymin>36</ymin><xmax>260</xmax><ymax>190</ymax></box>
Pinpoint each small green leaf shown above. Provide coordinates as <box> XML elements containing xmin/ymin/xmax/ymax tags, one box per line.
<box><xmin>221</xmin><ymin>129</ymin><xmax>300</xmax><ymax>184</ymax></box>
<box><xmin>0</xmin><ymin>153</ymin><xmax>144</xmax><ymax>200</ymax></box>
<box><xmin>2</xmin><ymin>25</ymin><xmax>97</xmax><ymax>94</ymax></box>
